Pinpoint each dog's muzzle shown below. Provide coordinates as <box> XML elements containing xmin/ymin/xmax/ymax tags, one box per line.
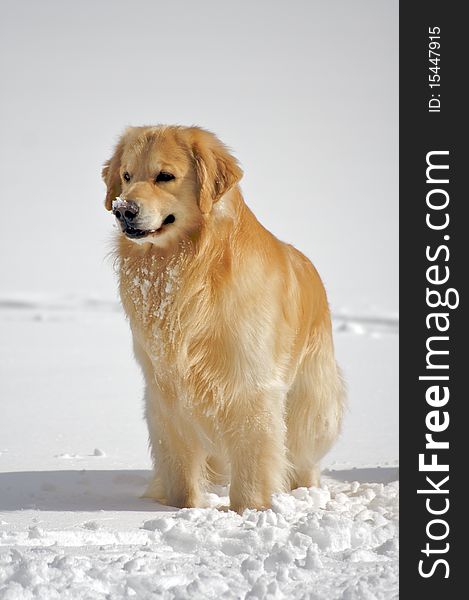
<box><xmin>112</xmin><ymin>199</ymin><xmax>139</xmax><ymax>226</ymax></box>
<box><xmin>112</xmin><ymin>199</ymin><xmax>146</xmax><ymax>238</ymax></box>
<box><xmin>111</xmin><ymin>198</ymin><xmax>176</xmax><ymax>239</ymax></box>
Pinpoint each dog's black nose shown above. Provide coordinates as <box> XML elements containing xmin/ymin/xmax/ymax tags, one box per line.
<box><xmin>113</xmin><ymin>200</ymin><xmax>139</xmax><ymax>222</ymax></box>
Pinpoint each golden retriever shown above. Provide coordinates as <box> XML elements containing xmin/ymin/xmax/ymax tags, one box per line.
<box><xmin>102</xmin><ymin>125</ymin><xmax>344</xmax><ymax>513</ymax></box>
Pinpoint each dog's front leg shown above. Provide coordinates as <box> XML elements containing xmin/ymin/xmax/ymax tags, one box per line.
<box><xmin>153</xmin><ymin>418</ymin><xmax>207</xmax><ymax>508</ymax></box>
<box><xmin>134</xmin><ymin>341</ymin><xmax>207</xmax><ymax>509</ymax></box>
<box><xmin>145</xmin><ymin>397</ymin><xmax>207</xmax><ymax>509</ymax></box>
<box><xmin>224</xmin><ymin>393</ymin><xmax>289</xmax><ymax>513</ymax></box>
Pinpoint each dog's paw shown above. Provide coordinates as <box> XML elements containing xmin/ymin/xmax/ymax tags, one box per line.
<box><xmin>141</xmin><ymin>478</ymin><xmax>167</xmax><ymax>504</ymax></box>
<box><xmin>219</xmin><ymin>502</ymin><xmax>271</xmax><ymax>514</ymax></box>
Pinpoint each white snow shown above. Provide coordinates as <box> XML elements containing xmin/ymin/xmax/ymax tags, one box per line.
<box><xmin>0</xmin><ymin>479</ymin><xmax>398</xmax><ymax>599</ymax></box>
<box><xmin>0</xmin><ymin>297</ymin><xmax>398</xmax><ymax>599</ymax></box>
<box><xmin>112</xmin><ymin>197</ymin><xmax>128</xmax><ymax>211</ymax></box>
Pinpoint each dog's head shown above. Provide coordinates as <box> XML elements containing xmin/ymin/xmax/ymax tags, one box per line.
<box><xmin>102</xmin><ymin>126</ymin><xmax>243</xmax><ymax>246</ymax></box>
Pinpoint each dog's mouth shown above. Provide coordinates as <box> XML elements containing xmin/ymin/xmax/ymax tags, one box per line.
<box><xmin>123</xmin><ymin>214</ymin><xmax>176</xmax><ymax>239</ymax></box>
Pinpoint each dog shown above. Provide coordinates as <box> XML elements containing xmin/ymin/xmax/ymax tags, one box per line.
<box><xmin>102</xmin><ymin>125</ymin><xmax>345</xmax><ymax>513</ymax></box>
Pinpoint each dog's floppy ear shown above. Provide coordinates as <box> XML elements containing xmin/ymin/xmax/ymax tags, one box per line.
<box><xmin>190</xmin><ymin>128</ymin><xmax>243</xmax><ymax>214</ymax></box>
<box><xmin>102</xmin><ymin>131</ymin><xmax>130</xmax><ymax>211</ymax></box>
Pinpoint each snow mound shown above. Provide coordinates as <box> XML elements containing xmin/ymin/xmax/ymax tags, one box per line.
<box><xmin>0</xmin><ymin>477</ymin><xmax>398</xmax><ymax>599</ymax></box>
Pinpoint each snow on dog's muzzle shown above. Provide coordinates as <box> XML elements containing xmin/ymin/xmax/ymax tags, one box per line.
<box><xmin>111</xmin><ymin>197</ymin><xmax>176</xmax><ymax>239</ymax></box>
<box><xmin>112</xmin><ymin>198</ymin><xmax>148</xmax><ymax>238</ymax></box>
<box><xmin>112</xmin><ymin>198</ymin><xmax>139</xmax><ymax>225</ymax></box>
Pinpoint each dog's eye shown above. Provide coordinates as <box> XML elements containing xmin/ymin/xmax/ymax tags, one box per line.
<box><xmin>155</xmin><ymin>172</ymin><xmax>175</xmax><ymax>183</ymax></box>
<box><xmin>123</xmin><ymin>172</ymin><xmax>131</xmax><ymax>182</ymax></box>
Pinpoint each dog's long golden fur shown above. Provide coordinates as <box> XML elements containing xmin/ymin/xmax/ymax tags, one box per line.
<box><xmin>103</xmin><ymin>125</ymin><xmax>344</xmax><ymax>513</ymax></box>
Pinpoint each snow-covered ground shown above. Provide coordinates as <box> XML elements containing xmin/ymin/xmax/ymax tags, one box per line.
<box><xmin>0</xmin><ymin>297</ymin><xmax>398</xmax><ymax>599</ymax></box>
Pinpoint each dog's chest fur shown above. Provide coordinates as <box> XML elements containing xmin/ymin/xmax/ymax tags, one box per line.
<box><xmin>119</xmin><ymin>252</ymin><xmax>185</xmax><ymax>367</ymax></box>
<box><xmin>117</xmin><ymin>239</ymin><xmax>298</xmax><ymax>414</ymax></box>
